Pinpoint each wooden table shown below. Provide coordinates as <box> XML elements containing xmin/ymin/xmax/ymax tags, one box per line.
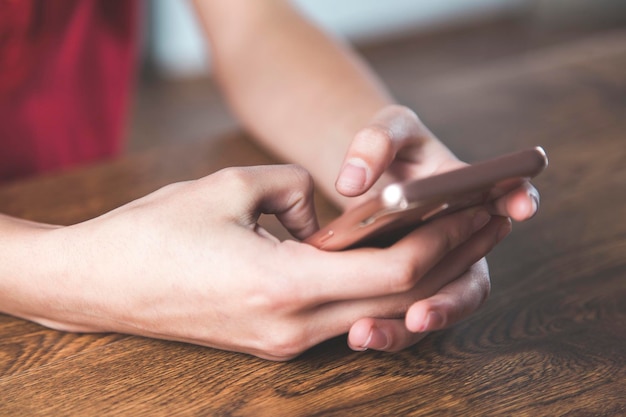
<box><xmin>1</xmin><ymin>28</ymin><xmax>625</xmax><ymax>416</ymax></box>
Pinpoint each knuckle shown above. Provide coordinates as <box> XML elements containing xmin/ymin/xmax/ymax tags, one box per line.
<box><xmin>387</xmin><ymin>260</ymin><xmax>418</xmax><ymax>292</ymax></box>
<box><xmin>211</xmin><ymin>167</ymin><xmax>253</xmax><ymax>192</ymax></box>
<box><xmin>251</xmin><ymin>285</ymin><xmax>294</xmax><ymax>313</ymax></box>
<box><xmin>259</xmin><ymin>325</ymin><xmax>307</xmax><ymax>360</ymax></box>
<box><xmin>244</xmin><ymin>281</ymin><xmax>310</xmax><ymax>360</ymax></box>
<box><xmin>389</xmin><ymin>104</ymin><xmax>421</xmax><ymax>123</ymax></box>
<box><xmin>285</xmin><ymin>165</ymin><xmax>314</xmax><ymax>203</ymax></box>
<box><xmin>286</xmin><ymin>164</ymin><xmax>313</xmax><ymax>186</ymax></box>
<box><xmin>354</xmin><ymin>125</ymin><xmax>394</xmax><ymax>155</ymax></box>
<box><xmin>248</xmin><ymin>273</ymin><xmax>308</xmax><ymax>315</ymax></box>
<box><xmin>441</xmin><ymin>209</ymin><xmax>483</xmax><ymax>250</ymax></box>
<box><xmin>441</xmin><ymin>225</ymin><xmax>465</xmax><ymax>254</ymax></box>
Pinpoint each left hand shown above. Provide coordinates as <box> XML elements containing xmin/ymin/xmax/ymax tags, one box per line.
<box><xmin>334</xmin><ymin>105</ymin><xmax>540</xmax><ymax>352</ymax></box>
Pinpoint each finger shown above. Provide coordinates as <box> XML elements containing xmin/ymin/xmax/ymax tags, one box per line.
<box><xmin>407</xmin><ymin>215</ymin><xmax>511</xmax><ymax>301</ymax></box>
<box><xmin>348</xmin><ymin>317</ymin><xmax>428</xmax><ymax>352</ymax></box>
<box><xmin>217</xmin><ymin>165</ymin><xmax>319</xmax><ymax>239</ymax></box>
<box><xmin>256</xmin><ymin>166</ymin><xmax>320</xmax><ymax>239</ymax></box>
<box><xmin>297</xmin><ymin>206</ymin><xmax>492</xmax><ymax>303</ymax></box>
<box><xmin>345</xmin><ymin>217</ymin><xmax>509</xmax><ymax>350</ymax></box>
<box><xmin>335</xmin><ymin>105</ymin><xmax>426</xmax><ymax>196</ymax></box>
<box><xmin>405</xmin><ymin>259</ymin><xmax>492</xmax><ymax>333</ymax></box>
<box><xmin>488</xmin><ymin>181</ymin><xmax>540</xmax><ymax>222</ymax></box>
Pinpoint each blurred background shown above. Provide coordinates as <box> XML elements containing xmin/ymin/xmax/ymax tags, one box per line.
<box><xmin>128</xmin><ymin>0</ymin><xmax>626</xmax><ymax>153</ymax></box>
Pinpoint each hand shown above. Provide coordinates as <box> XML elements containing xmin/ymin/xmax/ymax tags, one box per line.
<box><xmin>19</xmin><ymin>165</ymin><xmax>505</xmax><ymax>360</ymax></box>
<box><xmin>335</xmin><ymin>105</ymin><xmax>540</xmax><ymax>352</ymax></box>
<box><xmin>336</xmin><ymin>105</ymin><xmax>539</xmax><ymax>220</ymax></box>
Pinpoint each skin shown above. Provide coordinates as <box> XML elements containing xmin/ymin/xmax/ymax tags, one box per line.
<box><xmin>0</xmin><ymin>0</ymin><xmax>539</xmax><ymax>360</ymax></box>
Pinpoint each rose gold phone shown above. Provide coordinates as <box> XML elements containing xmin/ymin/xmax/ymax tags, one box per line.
<box><xmin>306</xmin><ymin>146</ymin><xmax>548</xmax><ymax>251</ymax></box>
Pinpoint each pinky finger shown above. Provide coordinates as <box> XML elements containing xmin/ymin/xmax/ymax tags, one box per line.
<box><xmin>405</xmin><ymin>259</ymin><xmax>491</xmax><ymax>333</ymax></box>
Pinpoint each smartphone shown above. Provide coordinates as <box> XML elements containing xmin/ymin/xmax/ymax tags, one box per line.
<box><xmin>305</xmin><ymin>146</ymin><xmax>548</xmax><ymax>251</ymax></box>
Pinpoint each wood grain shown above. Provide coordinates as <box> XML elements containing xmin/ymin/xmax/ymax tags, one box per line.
<box><xmin>1</xmin><ymin>25</ymin><xmax>625</xmax><ymax>417</ymax></box>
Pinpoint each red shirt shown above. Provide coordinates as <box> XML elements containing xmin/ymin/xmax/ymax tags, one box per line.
<box><xmin>0</xmin><ymin>0</ymin><xmax>140</xmax><ymax>181</ymax></box>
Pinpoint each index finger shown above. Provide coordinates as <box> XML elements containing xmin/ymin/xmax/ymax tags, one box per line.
<box><xmin>335</xmin><ymin>105</ymin><xmax>426</xmax><ymax>196</ymax></box>
<box><xmin>292</xmin><ymin>206</ymin><xmax>493</xmax><ymax>303</ymax></box>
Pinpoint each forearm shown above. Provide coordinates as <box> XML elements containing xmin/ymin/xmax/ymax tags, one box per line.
<box><xmin>0</xmin><ymin>214</ymin><xmax>64</xmax><ymax>326</ymax></box>
<box><xmin>193</xmin><ymin>0</ymin><xmax>394</xmax><ymax>205</ymax></box>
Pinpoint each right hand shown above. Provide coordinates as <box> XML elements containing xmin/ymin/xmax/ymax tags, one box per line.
<box><xmin>335</xmin><ymin>105</ymin><xmax>534</xmax><ymax>351</ymax></box>
<box><xmin>22</xmin><ymin>165</ymin><xmax>503</xmax><ymax>361</ymax></box>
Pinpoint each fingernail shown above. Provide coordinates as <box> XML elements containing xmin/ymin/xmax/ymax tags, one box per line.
<box><xmin>361</xmin><ymin>327</ymin><xmax>389</xmax><ymax>350</ymax></box>
<box><xmin>529</xmin><ymin>195</ymin><xmax>539</xmax><ymax>219</ymax></box>
<box><xmin>352</xmin><ymin>344</ymin><xmax>368</xmax><ymax>352</ymax></box>
<box><xmin>421</xmin><ymin>311</ymin><xmax>444</xmax><ymax>332</ymax></box>
<box><xmin>336</xmin><ymin>158</ymin><xmax>368</xmax><ymax>192</ymax></box>
<box><xmin>472</xmin><ymin>209</ymin><xmax>491</xmax><ymax>232</ymax></box>
<box><xmin>497</xmin><ymin>219</ymin><xmax>512</xmax><ymax>242</ymax></box>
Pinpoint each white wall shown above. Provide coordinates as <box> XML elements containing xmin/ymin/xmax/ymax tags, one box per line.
<box><xmin>151</xmin><ymin>0</ymin><xmax>528</xmax><ymax>78</ymax></box>
<box><xmin>151</xmin><ymin>0</ymin><xmax>208</xmax><ymax>78</ymax></box>
<box><xmin>292</xmin><ymin>0</ymin><xmax>527</xmax><ymax>41</ymax></box>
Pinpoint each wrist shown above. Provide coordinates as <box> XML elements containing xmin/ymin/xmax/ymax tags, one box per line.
<box><xmin>0</xmin><ymin>215</ymin><xmax>86</xmax><ymax>332</ymax></box>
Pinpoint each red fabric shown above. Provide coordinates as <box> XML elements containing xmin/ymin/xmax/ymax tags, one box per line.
<box><xmin>0</xmin><ymin>0</ymin><xmax>140</xmax><ymax>181</ymax></box>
